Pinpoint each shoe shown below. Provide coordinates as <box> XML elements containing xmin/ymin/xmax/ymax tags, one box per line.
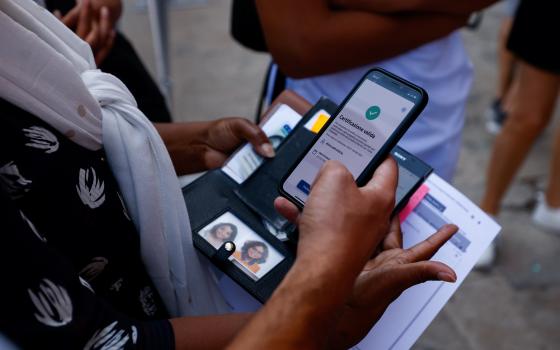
<box><xmin>475</xmin><ymin>240</ymin><xmax>497</xmax><ymax>270</ymax></box>
<box><xmin>532</xmin><ymin>192</ymin><xmax>560</xmax><ymax>234</ymax></box>
<box><xmin>485</xmin><ymin>99</ymin><xmax>508</xmax><ymax>135</ymax></box>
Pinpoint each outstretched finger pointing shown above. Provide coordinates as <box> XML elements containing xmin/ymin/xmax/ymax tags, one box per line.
<box><xmin>406</xmin><ymin>224</ymin><xmax>458</xmax><ymax>262</ymax></box>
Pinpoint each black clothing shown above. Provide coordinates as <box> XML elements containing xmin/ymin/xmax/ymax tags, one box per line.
<box><xmin>100</xmin><ymin>32</ymin><xmax>173</xmax><ymax>123</ymax></box>
<box><xmin>230</xmin><ymin>0</ymin><xmax>267</xmax><ymax>52</ymax></box>
<box><xmin>507</xmin><ymin>0</ymin><xmax>560</xmax><ymax>74</ymax></box>
<box><xmin>0</xmin><ymin>98</ymin><xmax>174</xmax><ymax>349</ymax></box>
<box><xmin>229</xmin><ymin>0</ymin><xmax>288</xmax><ymax>120</ymax></box>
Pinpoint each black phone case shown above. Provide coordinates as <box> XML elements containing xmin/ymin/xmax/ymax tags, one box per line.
<box><xmin>183</xmin><ymin>97</ymin><xmax>431</xmax><ymax>303</ymax></box>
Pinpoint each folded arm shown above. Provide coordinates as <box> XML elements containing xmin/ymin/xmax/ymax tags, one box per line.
<box><xmin>330</xmin><ymin>0</ymin><xmax>497</xmax><ymax>15</ymax></box>
<box><xmin>256</xmin><ymin>0</ymin><xmax>469</xmax><ymax>78</ymax></box>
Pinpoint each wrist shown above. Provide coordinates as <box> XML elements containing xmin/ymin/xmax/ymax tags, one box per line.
<box><xmin>265</xmin><ymin>264</ymin><xmax>347</xmax><ymax>348</ymax></box>
<box><xmin>286</xmin><ymin>253</ymin><xmax>355</xmax><ymax>312</ymax></box>
<box><xmin>296</xmin><ymin>233</ymin><xmax>369</xmax><ymax>290</ymax></box>
<box><xmin>155</xmin><ymin>121</ymin><xmax>213</xmax><ymax>174</ymax></box>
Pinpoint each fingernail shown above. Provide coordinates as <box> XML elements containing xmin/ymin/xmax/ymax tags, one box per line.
<box><xmin>101</xmin><ymin>6</ymin><xmax>109</xmax><ymax>17</ymax></box>
<box><xmin>261</xmin><ymin>143</ymin><xmax>275</xmax><ymax>158</ymax></box>
<box><xmin>437</xmin><ymin>272</ymin><xmax>456</xmax><ymax>282</ymax></box>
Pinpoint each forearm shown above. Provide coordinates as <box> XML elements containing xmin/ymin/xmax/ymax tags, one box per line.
<box><xmin>171</xmin><ymin>313</ymin><xmax>252</xmax><ymax>349</ymax></box>
<box><xmin>228</xmin><ymin>255</ymin><xmax>355</xmax><ymax>349</ymax></box>
<box><xmin>256</xmin><ymin>1</ymin><xmax>468</xmax><ymax>77</ymax></box>
<box><xmin>332</xmin><ymin>0</ymin><xmax>497</xmax><ymax>15</ymax></box>
<box><xmin>155</xmin><ymin>121</ymin><xmax>213</xmax><ymax>175</ymax></box>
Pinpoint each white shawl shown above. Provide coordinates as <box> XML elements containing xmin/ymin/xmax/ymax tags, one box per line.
<box><xmin>0</xmin><ymin>0</ymin><xmax>228</xmax><ymax>317</ymax></box>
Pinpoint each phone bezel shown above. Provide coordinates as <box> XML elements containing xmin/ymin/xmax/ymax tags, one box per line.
<box><xmin>278</xmin><ymin>67</ymin><xmax>428</xmax><ymax>208</ymax></box>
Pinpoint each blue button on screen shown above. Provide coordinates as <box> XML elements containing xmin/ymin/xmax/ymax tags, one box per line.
<box><xmin>297</xmin><ymin>180</ymin><xmax>311</xmax><ymax>195</ymax></box>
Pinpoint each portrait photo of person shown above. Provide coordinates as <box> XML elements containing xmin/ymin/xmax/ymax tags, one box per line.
<box><xmin>198</xmin><ymin>212</ymin><xmax>285</xmax><ymax>280</ymax></box>
<box><xmin>232</xmin><ymin>240</ymin><xmax>269</xmax><ymax>275</ymax></box>
<box><xmin>202</xmin><ymin>222</ymin><xmax>238</xmax><ymax>249</ymax></box>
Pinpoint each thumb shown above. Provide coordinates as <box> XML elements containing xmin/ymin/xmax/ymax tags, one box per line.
<box><xmin>229</xmin><ymin>118</ymin><xmax>275</xmax><ymax>158</ymax></box>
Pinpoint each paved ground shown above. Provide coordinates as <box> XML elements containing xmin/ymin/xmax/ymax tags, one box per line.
<box><xmin>120</xmin><ymin>1</ymin><xmax>560</xmax><ymax>348</ymax></box>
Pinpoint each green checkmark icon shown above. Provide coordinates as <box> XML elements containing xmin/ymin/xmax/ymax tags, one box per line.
<box><xmin>365</xmin><ymin>105</ymin><xmax>381</xmax><ymax>120</ymax></box>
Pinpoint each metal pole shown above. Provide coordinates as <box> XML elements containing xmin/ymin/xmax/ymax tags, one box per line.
<box><xmin>146</xmin><ymin>0</ymin><xmax>173</xmax><ymax>109</ymax></box>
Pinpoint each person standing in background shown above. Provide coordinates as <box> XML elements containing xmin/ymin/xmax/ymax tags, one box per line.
<box><xmin>243</xmin><ymin>0</ymin><xmax>498</xmax><ymax>181</ymax></box>
<box><xmin>479</xmin><ymin>0</ymin><xmax>560</xmax><ymax>268</ymax></box>
<box><xmin>485</xmin><ymin>0</ymin><xmax>520</xmax><ymax>134</ymax></box>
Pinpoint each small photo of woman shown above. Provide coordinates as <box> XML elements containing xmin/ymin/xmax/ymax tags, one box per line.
<box><xmin>198</xmin><ymin>212</ymin><xmax>285</xmax><ymax>280</ymax></box>
<box><xmin>203</xmin><ymin>222</ymin><xmax>238</xmax><ymax>249</ymax></box>
<box><xmin>232</xmin><ymin>240</ymin><xmax>269</xmax><ymax>274</ymax></box>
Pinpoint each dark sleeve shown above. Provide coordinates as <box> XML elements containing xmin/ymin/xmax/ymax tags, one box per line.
<box><xmin>0</xmin><ymin>192</ymin><xmax>175</xmax><ymax>350</ymax></box>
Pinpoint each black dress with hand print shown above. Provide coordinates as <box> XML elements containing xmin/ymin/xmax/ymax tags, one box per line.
<box><xmin>0</xmin><ymin>98</ymin><xmax>174</xmax><ymax>349</ymax></box>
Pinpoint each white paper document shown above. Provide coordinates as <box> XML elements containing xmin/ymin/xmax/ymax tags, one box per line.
<box><xmin>353</xmin><ymin>173</ymin><xmax>501</xmax><ymax>350</ymax></box>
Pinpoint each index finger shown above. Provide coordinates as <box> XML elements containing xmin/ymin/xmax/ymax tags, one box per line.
<box><xmin>76</xmin><ymin>0</ymin><xmax>93</xmax><ymax>38</ymax></box>
<box><xmin>405</xmin><ymin>224</ymin><xmax>458</xmax><ymax>262</ymax></box>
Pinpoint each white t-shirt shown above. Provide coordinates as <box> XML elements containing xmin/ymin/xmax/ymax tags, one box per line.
<box><xmin>285</xmin><ymin>31</ymin><xmax>473</xmax><ymax>181</ymax></box>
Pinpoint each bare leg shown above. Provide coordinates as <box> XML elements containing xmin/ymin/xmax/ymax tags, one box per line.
<box><xmin>546</xmin><ymin>125</ymin><xmax>560</xmax><ymax>207</ymax></box>
<box><xmin>496</xmin><ymin>18</ymin><xmax>516</xmax><ymax>102</ymax></box>
<box><xmin>481</xmin><ymin>62</ymin><xmax>560</xmax><ymax>215</ymax></box>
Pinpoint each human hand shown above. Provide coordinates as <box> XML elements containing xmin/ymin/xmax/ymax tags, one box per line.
<box><xmin>330</xmin><ymin>217</ymin><xmax>457</xmax><ymax>349</ymax></box>
<box><xmin>274</xmin><ymin>160</ymin><xmax>457</xmax><ymax>348</ymax></box>
<box><xmin>55</xmin><ymin>0</ymin><xmax>116</xmax><ymax>65</ymax></box>
<box><xmin>156</xmin><ymin>118</ymin><xmax>273</xmax><ymax>174</ymax></box>
<box><xmin>202</xmin><ymin>117</ymin><xmax>274</xmax><ymax>168</ymax></box>
<box><xmin>275</xmin><ymin>158</ymin><xmax>398</xmax><ymax>287</ymax></box>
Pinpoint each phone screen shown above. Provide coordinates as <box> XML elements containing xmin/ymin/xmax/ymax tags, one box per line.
<box><xmin>282</xmin><ymin>70</ymin><xmax>423</xmax><ymax>205</ymax></box>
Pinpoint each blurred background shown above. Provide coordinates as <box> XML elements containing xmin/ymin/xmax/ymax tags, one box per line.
<box><xmin>119</xmin><ymin>1</ymin><xmax>560</xmax><ymax>348</ymax></box>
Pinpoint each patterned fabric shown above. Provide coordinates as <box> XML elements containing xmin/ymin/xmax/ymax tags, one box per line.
<box><xmin>0</xmin><ymin>1</ymin><xmax>229</xmax><ymax>315</ymax></box>
<box><xmin>0</xmin><ymin>98</ymin><xmax>174</xmax><ymax>348</ymax></box>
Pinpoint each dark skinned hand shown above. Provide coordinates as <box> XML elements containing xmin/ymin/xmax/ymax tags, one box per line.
<box><xmin>274</xmin><ymin>159</ymin><xmax>457</xmax><ymax>349</ymax></box>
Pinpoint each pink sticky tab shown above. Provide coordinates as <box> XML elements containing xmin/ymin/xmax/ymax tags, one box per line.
<box><xmin>399</xmin><ymin>184</ymin><xmax>430</xmax><ymax>222</ymax></box>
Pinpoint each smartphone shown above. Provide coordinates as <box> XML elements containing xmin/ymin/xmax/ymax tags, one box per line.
<box><xmin>279</xmin><ymin>67</ymin><xmax>428</xmax><ymax>208</ymax></box>
<box><xmin>391</xmin><ymin>146</ymin><xmax>432</xmax><ymax>214</ymax></box>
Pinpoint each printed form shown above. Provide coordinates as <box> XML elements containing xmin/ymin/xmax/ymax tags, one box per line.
<box><xmin>353</xmin><ymin>173</ymin><xmax>500</xmax><ymax>350</ymax></box>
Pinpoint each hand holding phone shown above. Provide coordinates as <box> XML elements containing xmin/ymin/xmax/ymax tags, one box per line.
<box><xmin>280</xmin><ymin>68</ymin><xmax>428</xmax><ymax>208</ymax></box>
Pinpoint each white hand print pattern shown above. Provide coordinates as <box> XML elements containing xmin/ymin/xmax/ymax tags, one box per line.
<box><xmin>76</xmin><ymin>167</ymin><xmax>105</xmax><ymax>209</ymax></box>
<box><xmin>23</xmin><ymin>126</ymin><xmax>59</xmax><ymax>154</ymax></box>
<box><xmin>83</xmin><ymin>321</ymin><xmax>130</xmax><ymax>350</ymax></box>
<box><xmin>28</xmin><ymin>279</ymin><xmax>73</xmax><ymax>327</ymax></box>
